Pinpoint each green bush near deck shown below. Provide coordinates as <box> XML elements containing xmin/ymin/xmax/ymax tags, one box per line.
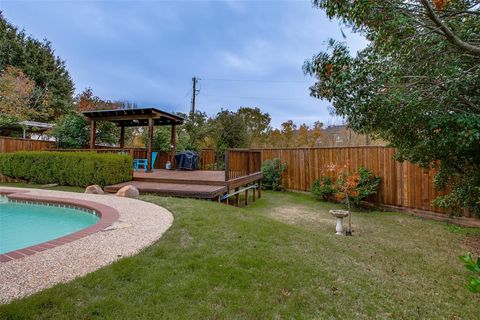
<box><xmin>261</xmin><ymin>158</ymin><xmax>287</xmax><ymax>191</ymax></box>
<box><xmin>0</xmin><ymin>151</ymin><xmax>132</xmax><ymax>187</ymax></box>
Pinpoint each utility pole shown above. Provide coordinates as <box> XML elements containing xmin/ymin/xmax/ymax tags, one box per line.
<box><xmin>191</xmin><ymin>77</ymin><xmax>200</xmax><ymax>115</ymax></box>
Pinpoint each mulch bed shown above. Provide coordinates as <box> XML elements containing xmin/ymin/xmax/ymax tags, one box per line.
<box><xmin>465</xmin><ymin>235</ymin><xmax>480</xmax><ymax>256</ymax></box>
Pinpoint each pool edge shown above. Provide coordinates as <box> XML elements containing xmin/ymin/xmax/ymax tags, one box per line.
<box><xmin>0</xmin><ymin>189</ymin><xmax>119</xmax><ymax>263</ymax></box>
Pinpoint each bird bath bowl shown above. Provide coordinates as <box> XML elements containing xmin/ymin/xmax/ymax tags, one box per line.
<box><xmin>329</xmin><ymin>210</ymin><xmax>349</xmax><ymax>235</ymax></box>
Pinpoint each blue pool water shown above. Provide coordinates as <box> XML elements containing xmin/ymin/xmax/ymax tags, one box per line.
<box><xmin>0</xmin><ymin>196</ymin><xmax>99</xmax><ymax>254</ymax></box>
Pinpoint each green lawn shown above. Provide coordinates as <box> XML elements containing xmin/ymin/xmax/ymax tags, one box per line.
<box><xmin>1</xmin><ymin>189</ymin><xmax>479</xmax><ymax>319</ymax></box>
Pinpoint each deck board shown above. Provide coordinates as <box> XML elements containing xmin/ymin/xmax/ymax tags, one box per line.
<box><xmin>133</xmin><ymin>169</ymin><xmax>226</xmax><ymax>185</ymax></box>
<box><xmin>135</xmin><ymin>169</ymin><xmax>225</xmax><ymax>182</ymax></box>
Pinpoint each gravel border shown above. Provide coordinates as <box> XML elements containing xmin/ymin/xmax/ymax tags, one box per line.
<box><xmin>0</xmin><ymin>187</ymin><xmax>173</xmax><ymax>304</ymax></box>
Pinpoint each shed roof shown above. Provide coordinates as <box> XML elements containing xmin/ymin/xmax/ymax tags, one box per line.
<box><xmin>82</xmin><ymin>107</ymin><xmax>184</xmax><ymax>127</ymax></box>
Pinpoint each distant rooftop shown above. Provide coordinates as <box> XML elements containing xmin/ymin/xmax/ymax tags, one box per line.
<box><xmin>0</xmin><ymin>121</ymin><xmax>54</xmax><ymax>138</ymax></box>
<box><xmin>18</xmin><ymin>121</ymin><xmax>54</xmax><ymax>129</ymax></box>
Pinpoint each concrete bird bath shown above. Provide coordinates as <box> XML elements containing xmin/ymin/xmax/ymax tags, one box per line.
<box><xmin>329</xmin><ymin>210</ymin><xmax>349</xmax><ymax>235</ymax></box>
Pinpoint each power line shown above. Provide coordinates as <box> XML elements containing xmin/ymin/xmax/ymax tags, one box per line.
<box><xmin>201</xmin><ymin>94</ymin><xmax>316</xmax><ymax>102</ymax></box>
<box><xmin>201</xmin><ymin>78</ymin><xmax>312</xmax><ymax>84</ymax></box>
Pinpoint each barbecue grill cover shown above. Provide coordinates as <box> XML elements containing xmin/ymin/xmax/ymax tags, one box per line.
<box><xmin>175</xmin><ymin>151</ymin><xmax>199</xmax><ymax>170</ymax></box>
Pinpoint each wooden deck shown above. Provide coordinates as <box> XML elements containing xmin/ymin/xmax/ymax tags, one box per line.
<box><xmin>105</xmin><ymin>169</ymin><xmax>263</xmax><ymax>200</ymax></box>
<box><xmin>134</xmin><ymin>170</ymin><xmax>225</xmax><ymax>185</ymax></box>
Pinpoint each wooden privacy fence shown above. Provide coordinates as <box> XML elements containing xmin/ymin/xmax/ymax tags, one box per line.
<box><xmin>0</xmin><ymin>137</ymin><xmax>54</xmax><ymax>153</ymax></box>
<box><xmin>50</xmin><ymin>148</ymin><xmax>218</xmax><ymax>171</ymax></box>
<box><xmin>225</xmin><ymin>149</ymin><xmax>262</xmax><ymax>181</ymax></box>
<box><xmin>252</xmin><ymin>147</ymin><xmax>453</xmax><ymax>216</ymax></box>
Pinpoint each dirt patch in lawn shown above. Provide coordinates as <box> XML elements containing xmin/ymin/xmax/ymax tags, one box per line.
<box><xmin>271</xmin><ymin>206</ymin><xmax>333</xmax><ymax>226</ymax></box>
<box><xmin>180</xmin><ymin>228</ymin><xmax>193</xmax><ymax>248</ymax></box>
<box><xmin>270</xmin><ymin>205</ymin><xmax>368</xmax><ymax>236</ymax></box>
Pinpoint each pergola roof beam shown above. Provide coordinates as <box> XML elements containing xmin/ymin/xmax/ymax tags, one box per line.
<box><xmin>82</xmin><ymin>107</ymin><xmax>184</xmax><ymax>125</ymax></box>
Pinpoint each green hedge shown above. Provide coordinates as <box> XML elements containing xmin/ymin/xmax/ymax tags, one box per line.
<box><xmin>0</xmin><ymin>151</ymin><xmax>133</xmax><ymax>187</ymax></box>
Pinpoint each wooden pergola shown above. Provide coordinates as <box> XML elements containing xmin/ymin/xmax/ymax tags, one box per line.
<box><xmin>83</xmin><ymin>108</ymin><xmax>184</xmax><ymax>172</ymax></box>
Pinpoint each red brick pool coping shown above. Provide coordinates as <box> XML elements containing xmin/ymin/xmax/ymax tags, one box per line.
<box><xmin>0</xmin><ymin>189</ymin><xmax>119</xmax><ymax>263</ymax></box>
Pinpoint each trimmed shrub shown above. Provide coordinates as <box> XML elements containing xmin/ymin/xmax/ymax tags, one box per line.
<box><xmin>0</xmin><ymin>151</ymin><xmax>133</xmax><ymax>187</ymax></box>
<box><xmin>311</xmin><ymin>167</ymin><xmax>381</xmax><ymax>207</ymax></box>
<box><xmin>348</xmin><ymin>167</ymin><xmax>381</xmax><ymax>206</ymax></box>
<box><xmin>261</xmin><ymin>158</ymin><xmax>287</xmax><ymax>191</ymax></box>
<box><xmin>311</xmin><ymin>176</ymin><xmax>336</xmax><ymax>201</ymax></box>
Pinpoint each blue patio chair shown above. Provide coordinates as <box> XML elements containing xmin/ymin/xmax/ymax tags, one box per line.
<box><xmin>133</xmin><ymin>151</ymin><xmax>158</xmax><ymax>172</ymax></box>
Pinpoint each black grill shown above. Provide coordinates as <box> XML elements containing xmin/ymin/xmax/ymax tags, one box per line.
<box><xmin>175</xmin><ymin>151</ymin><xmax>199</xmax><ymax>170</ymax></box>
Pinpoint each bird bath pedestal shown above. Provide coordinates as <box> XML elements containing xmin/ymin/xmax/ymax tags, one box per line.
<box><xmin>329</xmin><ymin>210</ymin><xmax>349</xmax><ymax>235</ymax></box>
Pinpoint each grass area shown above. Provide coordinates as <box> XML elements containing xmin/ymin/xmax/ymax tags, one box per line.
<box><xmin>1</xmin><ymin>190</ymin><xmax>479</xmax><ymax>319</ymax></box>
<box><xmin>0</xmin><ymin>182</ymin><xmax>84</xmax><ymax>193</ymax></box>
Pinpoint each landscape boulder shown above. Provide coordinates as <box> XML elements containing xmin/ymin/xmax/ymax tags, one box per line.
<box><xmin>85</xmin><ymin>185</ymin><xmax>104</xmax><ymax>194</ymax></box>
<box><xmin>116</xmin><ymin>185</ymin><xmax>140</xmax><ymax>198</ymax></box>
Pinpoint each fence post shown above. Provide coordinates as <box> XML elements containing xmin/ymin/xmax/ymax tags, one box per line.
<box><xmin>224</xmin><ymin>150</ymin><xmax>229</xmax><ymax>181</ymax></box>
<box><xmin>235</xmin><ymin>187</ymin><xmax>240</xmax><ymax>207</ymax></box>
<box><xmin>89</xmin><ymin>120</ymin><xmax>96</xmax><ymax>149</ymax></box>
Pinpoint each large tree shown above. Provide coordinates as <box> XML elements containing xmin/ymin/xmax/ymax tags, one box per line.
<box><xmin>237</xmin><ymin>107</ymin><xmax>272</xmax><ymax>147</ymax></box>
<box><xmin>179</xmin><ymin>111</ymin><xmax>210</xmax><ymax>152</ymax></box>
<box><xmin>0</xmin><ymin>66</ymin><xmax>51</xmax><ymax>125</ymax></box>
<box><xmin>52</xmin><ymin>88</ymin><xmax>122</xmax><ymax>148</ymax></box>
<box><xmin>0</xmin><ymin>13</ymin><xmax>74</xmax><ymax>122</ymax></box>
<box><xmin>304</xmin><ymin>0</ymin><xmax>480</xmax><ymax>214</ymax></box>
<box><xmin>210</xmin><ymin>109</ymin><xmax>248</xmax><ymax>156</ymax></box>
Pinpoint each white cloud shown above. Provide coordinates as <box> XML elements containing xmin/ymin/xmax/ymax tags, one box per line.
<box><xmin>223</xmin><ymin>0</ymin><xmax>246</xmax><ymax>12</ymax></box>
<box><xmin>218</xmin><ymin>38</ymin><xmax>278</xmax><ymax>75</ymax></box>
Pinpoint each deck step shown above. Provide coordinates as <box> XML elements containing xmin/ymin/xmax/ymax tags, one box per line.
<box><xmin>133</xmin><ymin>176</ymin><xmax>226</xmax><ymax>186</ymax></box>
<box><xmin>132</xmin><ymin>169</ymin><xmax>227</xmax><ymax>186</ymax></box>
<box><xmin>104</xmin><ymin>181</ymin><xmax>227</xmax><ymax>199</ymax></box>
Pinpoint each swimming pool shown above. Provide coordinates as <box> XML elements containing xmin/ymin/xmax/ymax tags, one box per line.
<box><xmin>0</xmin><ymin>196</ymin><xmax>100</xmax><ymax>254</ymax></box>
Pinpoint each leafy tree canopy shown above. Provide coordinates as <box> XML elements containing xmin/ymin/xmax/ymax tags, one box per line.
<box><xmin>0</xmin><ymin>66</ymin><xmax>52</xmax><ymax>125</ymax></box>
<box><xmin>75</xmin><ymin>87</ymin><xmax>124</xmax><ymax>112</ymax></box>
<box><xmin>237</xmin><ymin>107</ymin><xmax>272</xmax><ymax>147</ymax></box>
<box><xmin>210</xmin><ymin>109</ymin><xmax>248</xmax><ymax>155</ymax></box>
<box><xmin>52</xmin><ymin>88</ymin><xmax>124</xmax><ymax>148</ymax></box>
<box><xmin>0</xmin><ymin>13</ymin><xmax>74</xmax><ymax>122</ymax></box>
<box><xmin>304</xmin><ymin>0</ymin><xmax>480</xmax><ymax>214</ymax></box>
<box><xmin>51</xmin><ymin>113</ymin><xmax>118</xmax><ymax>149</ymax></box>
<box><xmin>179</xmin><ymin>111</ymin><xmax>210</xmax><ymax>152</ymax></box>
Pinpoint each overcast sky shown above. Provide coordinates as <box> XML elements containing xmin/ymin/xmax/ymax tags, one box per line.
<box><xmin>1</xmin><ymin>0</ymin><xmax>367</xmax><ymax>127</ymax></box>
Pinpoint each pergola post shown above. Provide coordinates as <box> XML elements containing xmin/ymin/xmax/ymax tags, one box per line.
<box><xmin>147</xmin><ymin>118</ymin><xmax>154</xmax><ymax>172</ymax></box>
<box><xmin>89</xmin><ymin>120</ymin><xmax>96</xmax><ymax>149</ymax></box>
<box><xmin>171</xmin><ymin>124</ymin><xmax>176</xmax><ymax>168</ymax></box>
<box><xmin>119</xmin><ymin>125</ymin><xmax>125</xmax><ymax>148</ymax></box>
